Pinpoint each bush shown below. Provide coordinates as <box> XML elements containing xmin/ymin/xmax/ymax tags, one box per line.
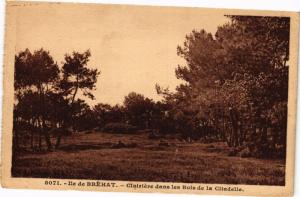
<box><xmin>228</xmin><ymin>148</ymin><xmax>238</xmax><ymax>157</ymax></box>
<box><xmin>101</xmin><ymin>122</ymin><xmax>138</xmax><ymax>133</ymax></box>
<box><xmin>238</xmin><ymin>147</ymin><xmax>251</xmax><ymax>158</ymax></box>
<box><xmin>111</xmin><ymin>141</ymin><xmax>138</xmax><ymax>148</ymax></box>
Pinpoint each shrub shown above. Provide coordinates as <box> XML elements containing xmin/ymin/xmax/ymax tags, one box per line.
<box><xmin>228</xmin><ymin>148</ymin><xmax>238</xmax><ymax>157</ymax></box>
<box><xmin>101</xmin><ymin>122</ymin><xmax>138</xmax><ymax>133</ymax></box>
<box><xmin>239</xmin><ymin>147</ymin><xmax>251</xmax><ymax>158</ymax></box>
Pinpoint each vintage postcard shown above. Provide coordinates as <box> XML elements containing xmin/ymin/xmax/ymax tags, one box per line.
<box><xmin>1</xmin><ymin>1</ymin><xmax>299</xmax><ymax>196</ymax></box>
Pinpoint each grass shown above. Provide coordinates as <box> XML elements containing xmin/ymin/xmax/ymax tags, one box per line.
<box><xmin>12</xmin><ymin>131</ymin><xmax>285</xmax><ymax>185</ymax></box>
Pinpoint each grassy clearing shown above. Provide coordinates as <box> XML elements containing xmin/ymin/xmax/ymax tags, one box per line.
<box><xmin>12</xmin><ymin>131</ymin><xmax>285</xmax><ymax>185</ymax></box>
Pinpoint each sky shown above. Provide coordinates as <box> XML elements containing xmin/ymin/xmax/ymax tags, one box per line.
<box><xmin>14</xmin><ymin>3</ymin><xmax>229</xmax><ymax>105</ymax></box>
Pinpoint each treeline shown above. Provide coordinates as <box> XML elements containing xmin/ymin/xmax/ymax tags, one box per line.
<box><xmin>13</xmin><ymin>15</ymin><xmax>290</xmax><ymax>159</ymax></box>
<box><xmin>155</xmin><ymin>16</ymin><xmax>290</xmax><ymax>158</ymax></box>
<box><xmin>13</xmin><ymin>49</ymin><xmax>170</xmax><ymax>153</ymax></box>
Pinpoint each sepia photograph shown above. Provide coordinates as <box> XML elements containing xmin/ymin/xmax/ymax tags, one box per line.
<box><xmin>1</xmin><ymin>1</ymin><xmax>299</xmax><ymax>196</ymax></box>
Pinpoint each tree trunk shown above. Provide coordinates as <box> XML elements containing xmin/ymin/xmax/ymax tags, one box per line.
<box><xmin>55</xmin><ymin>126</ymin><xmax>63</xmax><ymax>149</ymax></box>
<box><xmin>13</xmin><ymin>117</ymin><xmax>20</xmax><ymax>151</ymax></box>
<box><xmin>43</xmin><ymin>131</ymin><xmax>52</xmax><ymax>151</ymax></box>
<box><xmin>71</xmin><ymin>74</ymin><xmax>79</xmax><ymax>104</ymax></box>
<box><xmin>271</xmin><ymin>126</ymin><xmax>277</xmax><ymax>151</ymax></box>
<box><xmin>238</xmin><ymin>119</ymin><xmax>245</xmax><ymax>146</ymax></box>
<box><xmin>37</xmin><ymin>119</ymin><xmax>42</xmax><ymax>150</ymax></box>
<box><xmin>31</xmin><ymin>129</ymin><xmax>34</xmax><ymax>150</ymax></box>
<box><xmin>13</xmin><ymin>129</ymin><xmax>20</xmax><ymax>151</ymax></box>
<box><xmin>42</xmin><ymin>122</ymin><xmax>52</xmax><ymax>151</ymax></box>
<box><xmin>261</xmin><ymin>126</ymin><xmax>267</xmax><ymax>144</ymax></box>
<box><xmin>55</xmin><ymin>135</ymin><xmax>62</xmax><ymax>149</ymax></box>
<box><xmin>229</xmin><ymin>108</ymin><xmax>239</xmax><ymax>147</ymax></box>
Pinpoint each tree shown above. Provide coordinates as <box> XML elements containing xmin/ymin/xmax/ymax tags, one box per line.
<box><xmin>215</xmin><ymin>16</ymin><xmax>290</xmax><ymax>153</ymax></box>
<box><xmin>54</xmin><ymin>50</ymin><xmax>100</xmax><ymax>147</ymax></box>
<box><xmin>13</xmin><ymin>49</ymin><xmax>101</xmax><ymax>151</ymax></box>
<box><xmin>13</xmin><ymin>90</ymin><xmax>40</xmax><ymax>151</ymax></box>
<box><xmin>60</xmin><ymin>50</ymin><xmax>100</xmax><ymax>104</ymax></box>
<box><xmin>93</xmin><ymin>103</ymin><xmax>113</xmax><ymax>127</ymax></box>
<box><xmin>14</xmin><ymin>48</ymin><xmax>59</xmax><ymax>151</ymax></box>
<box><xmin>159</xmin><ymin>16</ymin><xmax>290</xmax><ymax>157</ymax></box>
<box><xmin>93</xmin><ymin>103</ymin><xmax>126</xmax><ymax>128</ymax></box>
<box><xmin>123</xmin><ymin>92</ymin><xmax>155</xmax><ymax>128</ymax></box>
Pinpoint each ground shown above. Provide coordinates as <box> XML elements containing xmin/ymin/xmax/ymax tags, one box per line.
<box><xmin>12</xmin><ymin>131</ymin><xmax>285</xmax><ymax>185</ymax></box>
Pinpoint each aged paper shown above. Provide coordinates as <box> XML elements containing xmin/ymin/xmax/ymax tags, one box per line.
<box><xmin>1</xmin><ymin>1</ymin><xmax>299</xmax><ymax>196</ymax></box>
